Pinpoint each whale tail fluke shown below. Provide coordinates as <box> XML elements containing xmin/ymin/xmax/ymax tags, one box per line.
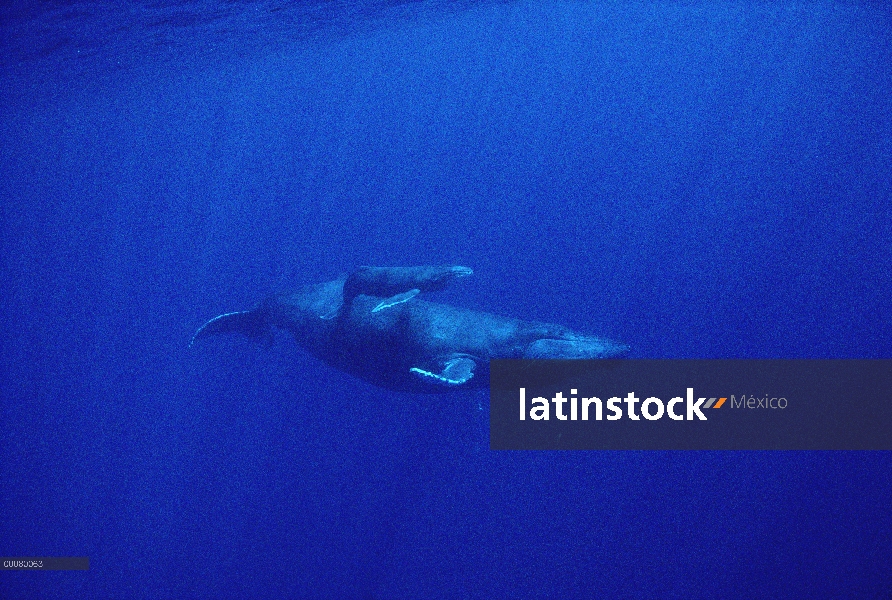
<box><xmin>189</xmin><ymin>309</ymin><xmax>270</xmax><ymax>347</ymax></box>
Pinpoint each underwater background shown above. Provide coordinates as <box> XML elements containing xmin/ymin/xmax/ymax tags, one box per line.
<box><xmin>2</xmin><ymin>1</ymin><xmax>890</xmax><ymax>597</ymax></box>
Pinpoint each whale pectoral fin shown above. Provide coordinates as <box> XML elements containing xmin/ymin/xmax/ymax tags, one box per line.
<box><xmin>371</xmin><ymin>289</ymin><xmax>420</xmax><ymax>312</ymax></box>
<box><xmin>320</xmin><ymin>304</ymin><xmax>342</xmax><ymax>320</ymax></box>
<box><xmin>410</xmin><ymin>356</ymin><xmax>476</xmax><ymax>386</ymax></box>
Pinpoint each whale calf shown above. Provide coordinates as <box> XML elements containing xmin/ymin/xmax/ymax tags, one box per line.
<box><xmin>191</xmin><ymin>265</ymin><xmax>629</xmax><ymax>393</ymax></box>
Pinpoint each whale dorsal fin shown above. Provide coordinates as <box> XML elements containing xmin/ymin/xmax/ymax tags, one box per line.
<box><xmin>410</xmin><ymin>355</ymin><xmax>476</xmax><ymax>386</ymax></box>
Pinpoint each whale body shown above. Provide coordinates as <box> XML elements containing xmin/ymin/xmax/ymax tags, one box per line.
<box><xmin>191</xmin><ymin>266</ymin><xmax>629</xmax><ymax>393</ymax></box>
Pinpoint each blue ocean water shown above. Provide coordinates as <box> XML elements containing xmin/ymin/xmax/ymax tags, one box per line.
<box><xmin>1</xmin><ymin>0</ymin><xmax>890</xmax><ymax>597</ymax></box>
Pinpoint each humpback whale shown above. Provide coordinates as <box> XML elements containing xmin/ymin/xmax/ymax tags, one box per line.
<box><xmin>191</xmin><ymin>265</ymin><xmax>629</xmax><ymax>393</ymax></box>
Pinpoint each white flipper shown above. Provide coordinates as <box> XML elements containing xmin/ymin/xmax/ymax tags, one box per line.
<box><xmin>371</xmin><ymin>289</ymin><xmax>420</xmax><ymax>312</ymax></box>
<box><xmin>410</xmin><ymin>356</ymin><xmax>476</xmax><ymax>386</ymax></box>
<box><xmin>321</xmin><ymin>287</ymin><xmax>422</xmax><ymax>320</ymax></box>
<box><xmin>320</xmin><ymin>306</ymin><xmax>340</xmax><ymax>320</ymax></box>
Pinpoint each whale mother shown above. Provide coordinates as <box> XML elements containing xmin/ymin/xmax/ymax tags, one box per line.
<box><xmin>191</xmin><ymin>265</ymin><xmax>629</xmax><ymax>393</ymax></box>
